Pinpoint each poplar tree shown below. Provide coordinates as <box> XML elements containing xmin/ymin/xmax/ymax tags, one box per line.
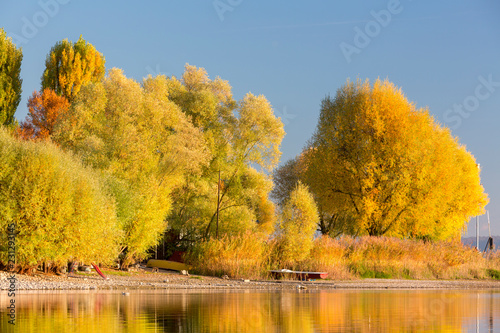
<box><xmin>41</xmin><ymin>35</ymin><xmax>105</xmax><ymax>101</ymax></box>
<box><xmin>0</xmin><ymin>28</ymin><xmax>23</xmax><ymax>126</ymax></box>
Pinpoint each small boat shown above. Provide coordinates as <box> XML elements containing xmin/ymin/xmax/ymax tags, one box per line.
<box><xmin>269</xmin><ymin>269</ymin><xmax>328</xmax><ymax>280</ymax></box>
<box><xmin>146</xmin><ymin>259</ymin><xmax>191</xmax><ymax>272</ymax></box>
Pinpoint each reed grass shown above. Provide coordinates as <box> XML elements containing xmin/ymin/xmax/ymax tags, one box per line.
<box><xmin>186</xmin><ymin>234</ymin><xmax>500</xmax><ymax>280</ymax></box>
<box><xmin>184</xmin><ymin>231</ymin><xmax>271</xmax><ymax>279</ymax></box>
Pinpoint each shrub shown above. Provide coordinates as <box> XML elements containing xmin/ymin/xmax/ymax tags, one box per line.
<box><xmin>0</xmin><ymin>128</ymin><xmax>120</xmax><ymax>272</ymax></box>
<box><xmin>274</xmin><ymin>182</ymin><xmax>318</xmax><ymax>268</ymax></box>
<box><xmin>486</xmin><ymin>269</ymin><xmax>500</xmax><ymax>280</ymax></box>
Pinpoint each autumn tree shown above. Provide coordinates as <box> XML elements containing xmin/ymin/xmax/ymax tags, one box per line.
<box><xmin>165</xmin><ymin>65</ymin><xmax>284</xmax><ymax>247</ymax></box>
<box><xmin>53</xmin><ymin>68</ymin><xmax>209</xmax><ymax>266</ymax></box>
<box><xmin>271</xmin><ymin>155</ymin><xmax>348</xmax><ymax>237</ymax></box>
<box><xmin>0</xmin><ymin>28</ymin><xmax>23</xmax><ymax>126</ymax></box>
<box><xmin>303</xmin><ymin>79</ymin><xmax>488</xmax><ymax>240</ymax></box>
<box><xmin>18</xmin><ymin>89</ymin><xmax>69</xmax><ymax>140</ymax></box>
<box><xmin>271</xmin><ymin>157</ymin><xmax>302</xmax><ymax>207</ymax></box>
<box><xmin>0</xmin><ymin>128</ymin><xmax>120</xmax><ymax>272</ymax></box>
<box><xmin>275</xmin><ymin>182</ymin><xmax>319</xmax><ymax>266</ymax></box>
<box><xmin>41</xmin><ymin>35</ymin><xmax>105</xmax><ymax>101</ymax></box>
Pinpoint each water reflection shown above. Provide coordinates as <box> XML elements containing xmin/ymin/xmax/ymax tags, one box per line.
<box><xmin>1</xmin><ymin>289</ymin><xmax>498</xmax><ymax>332</ymax></box>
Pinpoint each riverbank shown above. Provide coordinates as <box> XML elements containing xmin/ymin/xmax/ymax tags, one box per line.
<box><xmin>2</xmin><ymin>267</ymin><xmax>500</xmax><ymax>291</ymax></box>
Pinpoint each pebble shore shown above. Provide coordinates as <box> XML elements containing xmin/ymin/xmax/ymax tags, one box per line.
<box><xmin>1</xmin><ymin>268</ymin><xmax>500</xmax><ymax>291</ymax></box>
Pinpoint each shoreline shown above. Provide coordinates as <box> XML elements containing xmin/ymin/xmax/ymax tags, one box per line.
<box><xmin>2</xmin><ymin>269</ymin><xmax>500</xmax><ymax>292</ymax></box>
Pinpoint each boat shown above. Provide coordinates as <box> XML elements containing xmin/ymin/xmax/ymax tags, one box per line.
<box><xmin>146</xmin><ymin>259</ymin><xmax>191</xmax><ymax>272</ymax></box>
<box><xmin>269</xmin><ymin>269</ymin><xmax>328</xmax><ymax>280</ymax></box>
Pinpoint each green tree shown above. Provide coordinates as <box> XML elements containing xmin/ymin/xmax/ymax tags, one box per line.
<box><xmin>303</xmin><ymin>79</ymin><xmax>488</xmax><ymax>239</ymax></box>
<box><xmin>165</xmin><ymin>65</ymin><xmax>284</xmax><ymax>247</ymax></box>
<box><xmin>0</xmin><ymin>128</ymin><xmax>120</xmax><ymax>272</ymax></box>
<box><xmin>41</xmin><ymin>35</ymin><xmax>105</xmax><ymax>101</ymax></box>
<box><xmin>275</xmin><ymin>182</ymin><xmax>319</xmax><ymax>266</ymax></box>
<box><xmin>271</xmin><ymin>157</ymin><xmax>301</xmax><ymax>207</ymax></box>
<box><xmin>272</xmin><ymin>155</ymin><xmax>349</xmax><ymax>237</ymax></box>
<box><xmin>0</xmin><ymin>28</ymin><xmax>23</xmax><ymax>126</ymax></box>
<box><xmin>53</xmin><ymin>68</ymin><xmax>209</xmax><ymax>266</ymax></box>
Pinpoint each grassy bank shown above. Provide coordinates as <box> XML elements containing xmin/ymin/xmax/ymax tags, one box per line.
<box><xmin>185</xmin><ymin>234</ymin><xmax>500</xmax><ymax>280</ymax></box>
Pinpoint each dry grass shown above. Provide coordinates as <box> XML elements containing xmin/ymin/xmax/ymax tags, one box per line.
<box><xmin>315</xmin><ymin>236</ymin><xmax>492</xmax><ymax>280</ymax></box>
<box><xmin>185</xmin><ymin>231</ymin><xmax>271</xmax><ymax>279</ymax></box>
<box><xmin>298</xmin><ymin>236</ymin><xmax>355</xmax><ymax>279</ymax></box>
<box><xmin>186</xmin><ymin>233</ymin><xmax>499</xmax><ymax>280</ymax></box>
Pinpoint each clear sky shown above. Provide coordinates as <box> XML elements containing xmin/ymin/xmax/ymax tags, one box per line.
<box><xmin>2</xmin><ymin>0</ymin><xmax>499</xmax><ymax>236</ymax></box>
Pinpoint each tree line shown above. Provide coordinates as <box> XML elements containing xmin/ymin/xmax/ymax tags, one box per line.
<box><xmin>0</xmin><ymin>29</ymin><xmax>488</xmax><ymax>273</ymax></box>
<box><xmin>1</xmin><ymin>32</ymin><xmax>286</xmax><ymax>271</ymax></box>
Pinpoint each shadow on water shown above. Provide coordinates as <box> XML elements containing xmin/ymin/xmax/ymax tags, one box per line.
<box><xmin>1</xmin><ymin>289</ymin><xmax>499</xmax><ymax>332</ymax></box>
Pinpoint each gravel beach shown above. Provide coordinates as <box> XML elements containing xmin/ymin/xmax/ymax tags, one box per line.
<box><xmin>2</xmin><ymin>268</ymin><xmax>500</xmax><ymax>291</ymax></box>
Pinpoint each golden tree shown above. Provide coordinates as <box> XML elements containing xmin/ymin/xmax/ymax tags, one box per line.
<box><xmin>303</xmin><ymin>79</ymin><xmax>488</xmax><ymax>240</ymax></box>
<box><xmin>41</xmin><ymin>35</ymin><xmax>105</xmax><ymax>101</ymax></box>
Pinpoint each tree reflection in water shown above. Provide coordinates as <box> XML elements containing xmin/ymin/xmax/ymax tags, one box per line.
<box><xmin>0</xmin><ymin>289</ymin><xmax>498</xmax><ymax>332</ymax></box>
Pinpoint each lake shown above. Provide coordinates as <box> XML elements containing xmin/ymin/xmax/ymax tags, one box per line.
<box><xmin>1</xmin><ymin>289</ymin><xmax>499</xmax><ymax>332</ymax></box>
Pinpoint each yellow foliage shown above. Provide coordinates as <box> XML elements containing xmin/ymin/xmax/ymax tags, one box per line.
<box><xmin>52</xmin><ymin>68</ymin><xmax>209</xmax><ymax>265</ymax></box>
<box><xmin>275</xmin><ymin>182</ymin><xmax>319</xmax><ymax>267</ymax></box>
<box><xmin>303</xmin><ymin>79</ymin><xmax>488</xmax><ymax>239</ymax></box>
<box><xmin>0</xmin><ymin>128</ymin><xmax>120</xmax><ymax>269</ymax></box>
<box><xmin>0</xmin><ymin>28</ymin><xmax>23</xmax><ymax>126</ymax></box>
<box><xmin>166</xmin><ymin>64</ymin><xmax>284</xmax><ymax>242</ymax></box>
<box><xmin>41</xmin><ymin>35</ymin><xmax>105</xmax><ymax>101</ymax></box>
<box><xmin>185</xmin><ymin>231</ymin><xmax>270</xmax><ymax>279</ymax></box>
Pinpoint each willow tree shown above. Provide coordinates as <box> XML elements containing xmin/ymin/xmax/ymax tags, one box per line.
<box><xmin>0</xmin><ymin>28</ymin><xmax>23</xmax><ymax>126</ymax></box>
<box><xmin>271</xmin><ymin>155</ymin><xmax>347</xmax><ymax>237</ymax></box>
<box><xmin>275</xmin><ymin>182</ymin><xmax>319</xmax><ymax>266</ymax></box>
<box><xmin>53</xmin><ymin>68</ymin><xmax>209</xmax><ymax>266</ymax></box>
<box><xmin>303</xmin><ymin>79</ymin><xmax>488</xmax><ymax>240</ymax></box>
<box><xmin>271</xmin><ymin>157</ymin><xmax>302</xmax><ymax>207</ymax></box>
<box><xmin>41</xmin><ymin>35</ymin><xmax>105</xmax><ymax>101</ymax></box>
<box><xmin>0</xmin><ymin>128</ymin><xmax>119</xmax><ymax>272</ymax></box>
<box><xmin>165</xmin><ymin>65</ymin><xmax>284</xmax><ymax>247</ymax></box>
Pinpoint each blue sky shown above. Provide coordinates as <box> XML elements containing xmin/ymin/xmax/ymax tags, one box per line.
<box><xmin>2</xmin><ymin>0</ymin><xmax>499</xmax><ymax>236</ymax></box>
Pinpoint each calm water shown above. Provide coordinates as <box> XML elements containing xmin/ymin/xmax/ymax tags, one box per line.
<box><xmin>1</xmin><ymin>289</ymin><xmax>499</xmax><ymax>332</ymax></box>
